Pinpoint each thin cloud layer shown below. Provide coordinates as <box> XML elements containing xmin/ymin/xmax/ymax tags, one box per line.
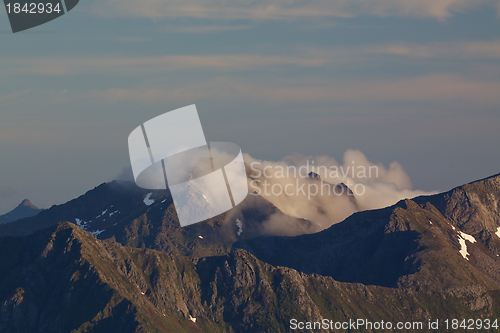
<box><xmin>87</xmin><ymin>74</ymin><xmax>500</xmax><ymax>107</ymax></box>
<box><xmin>6</xmin><ymin>55</ymin><xmax>327</xmax><ymax>76</ymax></box>
<box><xmin>6</xmin><ymin>40</ymin><xmax>500</xmax><ymax>76</ymax></box>
<box><xmin>369</xmin><ymin>41</ymin><xmax>500</xmax><ymax>59</ymax></box>
<box><xmin>92</xmin><ymin>0</ymin><xmax>495</xmax><ymax>20</ymax></box>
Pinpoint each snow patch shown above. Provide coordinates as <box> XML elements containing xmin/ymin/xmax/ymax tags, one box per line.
<box><xmin>161</xmin><ymin>199</ymin><xmax>167</xmax><ymax>203</ymax></box>
<box><xmin>102</xmin><ymin>209</ymin><xmax>108</xmax><ymax>215</ymax></box>
<box><xmin>198</xmin><ymin>235</ymin><xmax>203</xmax><ymax>239</ymax></box>
<box><xmin>236</xmin><ymin>219</ymin><xmax>243</xmax><ymax>236</ymax></box>
<box><xmin>75</xmin><ymin>218</ymin><xmax>88</xmax><ymax>231</ymax></box>
<box><xmin>451</xmin><ymin>225</ymin><xmax>456</xmax><ymax>230</ymax></box>
<box><xmin>458</xmin><ymin>231</ymin><xmax>476</xmax><ymax>260</ymax></box>
<box><xmin>109</xmin><ymin>210</ymin><xmax>119</xmax><ymax>217</ymax></box>
<box><xmin>143</xmin><ymin>192</ymin><xmax>155</xmax><ymax>206</ymax></box>
<box><xmin>91</xmin><ymin>230</ymin><xmax>105</xmax><ymax>236</ymax></box>
<box><xmin>460</xmin><ymin>231</ymin><xmax>476</xmax><ymax>244</ymax></box>
<box><xmin>496</xmin><ymin>227</ymin><xmax>500</xmax><ymax>238</ymax></box>
<box><xmin>189</xmin><ymin>315</ymin><xmax>196</xmax><ymax>323</ymax></box>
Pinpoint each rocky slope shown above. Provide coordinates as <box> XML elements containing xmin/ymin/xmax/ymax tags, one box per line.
<box><xmin>1</xmin><ymin>174</ymin><xmax>500</xmax><ymax>332</ymax></box>
<box><xmin>2</xmin><ymin>222</ymin><xmax>500</xmax><ymax>333</ymax></box>
<box><xmin>235</xmin><ymin>174</ymin><xmax>500</xmax><ymax>290</ymax></box>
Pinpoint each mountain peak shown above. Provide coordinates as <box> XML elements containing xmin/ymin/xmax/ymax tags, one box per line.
<box><xmin>19</xmin><ymin>199</ymin><xmax>38</xmax><ymax>210</ymax></box>
<box><xmin>0</xmin><ymin>199</ymin><xmax>43</xmax><ymax>224</ymax></box>
<box><xmin>307</xmin><ymin>171</ymin><xmax>321</xmax><ymax>178</ymax></box>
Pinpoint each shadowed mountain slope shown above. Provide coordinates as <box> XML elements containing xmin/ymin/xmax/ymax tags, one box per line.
<box><xmin>2</xmin><ymin>222</ymin><xmax>500</xmax><ymax>333</ymax></box>
<box><xmin>0</xmin><ymin>181</ymin><xmax>314</xmax><ymax>258</ymax></box>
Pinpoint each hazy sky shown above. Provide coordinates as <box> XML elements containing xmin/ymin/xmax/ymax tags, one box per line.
<box><xmin>1</xmin><ymin>0</ymin><xmax>500</xmax><ymax>214</ymax></box>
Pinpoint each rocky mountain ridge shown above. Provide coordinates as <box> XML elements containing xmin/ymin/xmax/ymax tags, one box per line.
<box><xmin>1</xmin><ymin>173</ymin><xmax>500</xmax><ymax>332</ymax></box>
<box><xmin>2</xmin><ymin>221</ymin><xmax>500</xmax><ymax>332</ymax></box>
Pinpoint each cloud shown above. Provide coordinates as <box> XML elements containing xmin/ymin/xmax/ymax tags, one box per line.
<box><xmin>165</xmin><ymin>24</ymin><xmax>252</xmax><ymax>33</ymax></box>
<box><xmin>248</xmin><ymin>74</ymin><xmax>500</xmax><ymax>105</ymax></box>
<box><xmin>86</xmin><ymin>74</ymin><xmax>500</xmax><ymax>107</ymax></box>
<box><xmin>91</xmin><ymin>0</ymin><xmax>495</xmax><ymax>20</ymax></box>
<box><xmin>234</xmin><ymin>150</ymin><xmax>435</xmax><ymax>235</ymax></box>
<box><xmin>369</xmin><ymin>40</ymin><xmax>500</xmax><ymax>59</ymax></box>
<box><xmin>5</xmin><ymin>54</ymin><xmax>327</xmax><ymax>76</ymax></box>
<box><xmin>6</xmin><ymin>40</ymin><xmax>500</xmax><ymax>76</ymax></box>
<box><xmin>114</xmin><ymin>149</ymin><xmax>434</xmax><ymax>236</ymax></box>
<box><xmin>114</xmin><ymin>166</ymin><xmax>134</xmax><ymax>182</ymax></box>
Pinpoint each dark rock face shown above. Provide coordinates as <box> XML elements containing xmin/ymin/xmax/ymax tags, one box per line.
<box><xmin>0</xmin><ymin>199</ymin><xmax>42</xmax><ymax>224</ymax></box>
<box><xmin>0</xmin><ymin>174</ymin><xmax>500</xmax><ymax>332</ymax></box>
<box><xmin>414</xmin><ymin>173</ymin><xmax>500</xmax><ymax>253</ymax></box>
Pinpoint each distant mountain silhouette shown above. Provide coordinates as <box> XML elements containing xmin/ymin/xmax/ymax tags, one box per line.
<box><xmin>0</xmin><ymin>199</ymin><xmax>42</xmax><ymax>224</ymax></box>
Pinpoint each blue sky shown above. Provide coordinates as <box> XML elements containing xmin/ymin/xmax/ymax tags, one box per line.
<box><xmin>1</xmin><ymin>0</ymin><xmax>500</xmax><ymax>214</ymax></box>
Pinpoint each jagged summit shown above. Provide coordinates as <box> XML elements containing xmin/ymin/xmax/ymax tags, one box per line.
<box><xmin>307</xmin><ymin>171</ymin><xmax>321</xmax><ymax>178</ymax></box>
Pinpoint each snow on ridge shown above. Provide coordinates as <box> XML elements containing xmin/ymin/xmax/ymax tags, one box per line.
<box><xmin>144</xmin><ymin>192</ymin><xmax>155</xmax><ymax>206</ymax></box>
<box><xmin>458</xmin><ymin>231</ymin><xmax>476</xmax><ymax>260</ymax></box>
<box><xmin>109</xmin><ymin>210</ymin><xmax>119</xmax><ymax>217</ymax></box>
<box><xmin>75</xmin><ymin>218</ymin><xmax>88</xmax><ymax>231</ymax></box>
<box><xmin>495</xmin><ymin>227</ymin><xmax>500</xmax><ymax>238</ymax></box>
<box><xmin>75</xmin><ymin>218</ymin><xmax>106</xmax><ymax>236</ymax></box>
